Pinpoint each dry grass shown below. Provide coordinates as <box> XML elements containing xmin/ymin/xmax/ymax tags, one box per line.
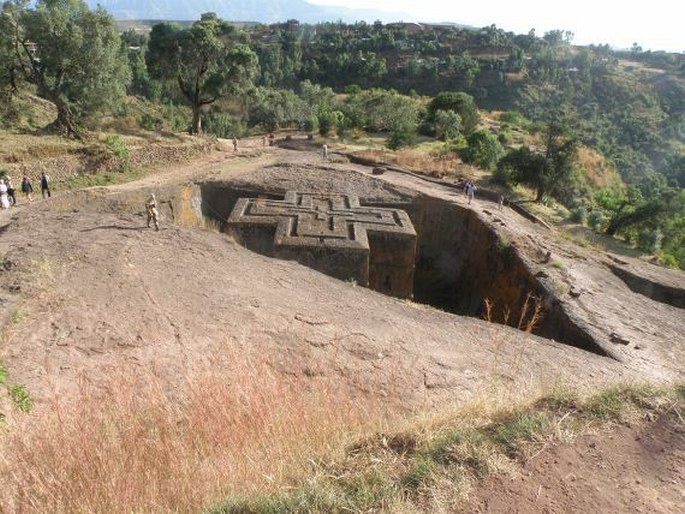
<box><xmin>0</xmin><ymin>350</ymin><xmax>397</xmax><ymax>513</ymax></box>
<box><xmin>211</xmin><ymin>382</ymin><xmax>683</xmax><ymax>513</ymax></box>
<box><xmin>352</xmin><ymin>147</ymin><xmax>470</xmax><ymax>179</ymax></box>
<box><xmin>0</xmin><ymin>133</ymin><xmax>83</xmax><ymax>164</ymax></box>
<box><xmin>483</xmin><ymin>292</ymin><xmax>544</xmax><ymax>333</ymax></box>
<box><xmin>576</xmin><ymin>147</ymin><xmax>623</xmax><ymax>190</ymax></box>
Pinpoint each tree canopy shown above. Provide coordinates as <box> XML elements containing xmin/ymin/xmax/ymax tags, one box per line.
<box><xmin>427</xmin><ymin>92</ymin><xmax>479</xmax><ymax>135</ymax></box>
<box><xmin>12</xmin><ymin>0</ymin><xmax>130</xmax><ymax>137</ymax></box>
<box><xmin>497</xmin><ymin>121</ymin><xmax>579</xmax><ymax>202</ymax></box>
<box><xmin>146</xmin><ymin>14</ymin><xmax>258</xmax><ymax>134</ymax></box>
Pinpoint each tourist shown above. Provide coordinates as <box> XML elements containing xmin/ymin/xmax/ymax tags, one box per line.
<box><xmin>467</xmin><ymin>182</ymin><xmax>477</xmax><ymax>205</ymax></box>
<box><xmin>5</xmin><ymin>177</ymin><xmax>15</xmax><ymax>206</ymax></box>
<box><xmin>40</xmin><ymin>171</ymin><xmax>51</xmax><ymax>199</ymax></box>
<box><xmin>0</xmin><ymin>180</ymin><xmax>9</xmax><ymax>209</ymax></box>
<box><xmin>21</xmin><ymin>176</ymin><xmax>33</xmax><ymax>202</ymax></box>
<box><xmin>321</xmin><ymin>143</ymin><xmax>328</xmax><ymax>160</ymax></box>
<box><xmin>232</xmin><ymin>137</ymin><xmax>238</xmax><ymax>152</ymax></box>
<box><xmin>145</xmin><ymin>193</ymin><xmax>159</xmax><ymax>231</ymax></box>
<box><xmin>498</xmin><ymin>194</ymin><xmax>505</xmax><ymax>211</ymax></box>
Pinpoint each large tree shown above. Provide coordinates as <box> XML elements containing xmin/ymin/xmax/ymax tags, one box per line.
<box><xmin>146</xmin><ymin>13</ymin><xmax>258</xmax><ymax>134</ymax></box>
<box><xmin>427</xmin><ymin>91</ymin><xmax>480</xmax><ymax>135</ymax></box>
<box><xmin>0</xmin><ymin>1</ymin><xmax>24</xmax><ymax>103</ymax></box>
<box><xmin>13</xmin><ymin>0</ymin><xmax>130</xmax><ymax>137</ymax></box>
<box><xmin>497</xmin><ymin>121</ymin><xmax>578</xmax><ymax>202</ymax></box>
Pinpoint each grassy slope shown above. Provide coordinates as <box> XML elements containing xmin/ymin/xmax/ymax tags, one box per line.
<box><xmin>211</xmin><ymin>384</ymin><xmax>684</xmax><ymax>513</ymax></box>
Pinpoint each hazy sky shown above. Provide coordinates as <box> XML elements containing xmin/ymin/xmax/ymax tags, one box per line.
<box><xmin>309</xmin><ymin>0</ymin><xmax>683</xmax><ymax>52</ymax></box>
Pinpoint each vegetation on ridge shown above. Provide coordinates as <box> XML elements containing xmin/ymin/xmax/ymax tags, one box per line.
<box><xmin>2</xmin><ymin>1</ymin><xmax>682</xmax><ymax>266</ymax></box>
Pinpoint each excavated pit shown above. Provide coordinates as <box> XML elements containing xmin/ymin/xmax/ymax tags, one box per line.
<box><xmin>200</xmin><ymin>183</ymin><xmax>606</xmax><ymax>356</ymax></box>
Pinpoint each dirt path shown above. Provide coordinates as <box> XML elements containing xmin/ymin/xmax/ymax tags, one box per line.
<box><xmin>470</xmin><ymin>414</ymin><xmax>685</xmax><ymax>513</ymax></box>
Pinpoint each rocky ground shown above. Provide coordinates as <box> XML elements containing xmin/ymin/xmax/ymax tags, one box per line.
<box><xmin>0</xmin><ymin>135</ymin><xmax>683</xmax><ymax>511</ymax></box>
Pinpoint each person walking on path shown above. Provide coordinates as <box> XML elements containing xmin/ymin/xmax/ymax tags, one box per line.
<box><xmin>5</xmin><ymin>177</ymin><xmax>16</xmax><ymax>206</ymax></box>
<box><xmin>40</xmin><ymin>172</ymin><xmax>51</xmax><ymax>199</ymax></box>
<box><xmin>232</xmin><ymin>137</ymin><xmax>238</xmax><ymax>152</ymax></box>
<box><xmin>21</xmin><ymin>176</ymin><xmax>33</xmax><ymax>202</ymax></box>
<box><xmin>145</xmin><ymin>193</ymin><xmax>160</xmax><ymax>231</ymax></box>
<box><xmin>0</xmin><ymin>180</ymin><xmax>9</xmax><ymax>209</ymax></box>
<box><xmin>321</xmin><ymin>143</ymin><xmax>328</xmax><ymax>160</ymax></box>
<box><xmin>498</xmin><ymin>194</ymin><xmax>505</xmax><ymax>211</ymax></box>
<box><xmin>466</xmin><ymin>182</ymin><xmax>477</xmax><ymax>205</ymax></box>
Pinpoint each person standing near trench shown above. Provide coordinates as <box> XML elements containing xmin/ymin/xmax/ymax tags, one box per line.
<box><xmin>145</xmin><ymin>193</ymin><xmax>160</xmax><ymax>231</ymax></box>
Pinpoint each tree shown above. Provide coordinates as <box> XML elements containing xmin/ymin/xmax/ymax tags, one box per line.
<box><xmin>434</xmin><ymin>109</ymin><xmax>461</xmax><ymax>141</ymax></box>
<box><xmin>497</xmin><ymin>121</ymin><xmax>578</xmax><ymax>202</ymax></box>
<box><xmin>386</xmin><ymin>123</ymin><xmax>416</xmax><ymax>150</ymax></box>
<box><xmin>427</xmin><ymin>92</ymin><xmax>480</xmax><ymax>135</ymax></box>
<box><xmin>460</xmin><ymin>130</ymin><xmax>503</xmax><ymax>170</ymax></box>
<box><xmin>15</xmin><ymin>0</ymin><xmax>130</xmax><ymax>137</ymax></box>
<box><xmin>147</xmin><ymin>14</ymin><xmax>257</xmax><ymax>134</ymax></box>
<box><xmin>448</xmin><ymin>51</ymin><xmax>480</xmax><ymax>86</ymax></box>
<box><xmin>0</xmin><ymin>1</ymin><xmax>24</xmax><ymax>104</ymax></box>
<box><xmin>344</xmin><ymin>88</ymin><xmax>421</xmax><ymax>133</ymax></box>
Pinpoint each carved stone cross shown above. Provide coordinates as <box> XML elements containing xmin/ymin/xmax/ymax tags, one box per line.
<box><xmin>227</xmin><ymin>191</ymin><xmax>417</xmax><ymax>298</ymax></box>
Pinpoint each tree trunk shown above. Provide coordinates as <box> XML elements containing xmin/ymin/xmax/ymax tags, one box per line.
<box><xmin>51</xmin><ymin>99</ymin><xmax>83</xmax><ymax>140</ymax></box>
<box><xmin>535</xmin><ymin>187</ymin><xmax>545</xmax><ymax>203</ymax></box>
<box><xmin>190</xmin><ymin>105</ymin><xmax>202</xmax><ymax>135</ymax></box>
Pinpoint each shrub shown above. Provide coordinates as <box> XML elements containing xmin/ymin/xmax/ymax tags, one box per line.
<box><xmin>637</xmin><ymin>228</ymin><xmax>663</xmax><ymax>253</ymax></box>
<box><xmin>499</xmin><ymin>110</ymin><xmax>527</xmax><ymax>126</ymax></box>
<box><xmin>570</xmin><ymin>206</ymin><xmax>588</xmax><ymax>224</ymax></box>
<box><xmin>386</xmin><ymin>125</ymin><xmax>417</xmax><ymax>150</ymax></box>
<box><xmin>302</xmin><ymin>114</ymin><xmax>319</xmax><ymax>134</ymax></box>
<box><xmin>103</xmin><ymin>135</ymin><xmax>130</xmax><ymax>160</ymax></box>
<box><xmin>204</xmin><ymin>112</ymin><xmax>246</xmax><ymax>139</ymax></box>
<box><xmin>587</xmin><ymin>210</ymin><xmax>604</xmax><ymax>231</ymax></box>
<box><xmin>459</xmin><ymin>130</ymin><xmax>503</xmax><ymax>171</ymax></box>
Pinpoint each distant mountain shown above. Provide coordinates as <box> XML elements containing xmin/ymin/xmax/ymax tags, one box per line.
<box><xmin>87</xmin><ymin>0</ymin><xmax>409</xmax><ymax>23</ymax></box>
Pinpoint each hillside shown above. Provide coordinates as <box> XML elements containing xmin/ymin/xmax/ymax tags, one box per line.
<box><xmin>0</xmin><ymin>133</ymin><xmax>683</xmax><ymax>511</ymax></box>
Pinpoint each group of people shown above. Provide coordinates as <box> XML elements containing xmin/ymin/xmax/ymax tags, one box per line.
<box><xmin>0</xmin><ymin>172</ymin><xmax>51</xmax><ymax>209</ymax></box>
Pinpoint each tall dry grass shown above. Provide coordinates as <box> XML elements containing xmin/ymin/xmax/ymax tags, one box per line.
<box><xmin>483</xmin><ymin>292</ymin><xmax>544</xmax><ymax>333</ymax></box>
<box><xmin>353</xmin><ymin>148</ymin><xmax>464</xmax><ymax>178</ymax></box>
<box><xmin>0</xmin><ymin>351</ymin><xmax>398</xmax><ymax>512</ymax></box>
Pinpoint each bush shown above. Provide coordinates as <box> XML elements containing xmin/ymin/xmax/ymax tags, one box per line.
<box><xmin>587</xmin><ymin>210</ymin><xmax>604</xmax><ymax>231</ymax></box>
<box><xmin>204</xmin><ymin>112</ymin><xmax>246</xmax><ymax>139</ymax></box>
<box><xmin>459</xmin><ymin>130</ymin><xmax>503</xmax><ymax>171</ymax></box>
<box><xmin>497</xmin><ymin>129</ymin><xmax>514</xmax><ymax>145</ymax></box>
<box><xmin>386</xmin><ymin>125</ymin><xmax>417</xmax><ymax>150</ymax></box>
<box><xmin>139</xmin><ymin>113</ymin><xmax>160</xmax><ymax>131</ymax></box>
<box><xmin>104</xmin><ymin>135</ymin><xmax>130</xmax><ymax>160</ymax></box>
<box><xmin>637</xmin><ymin>228</ymin><xmax>663</xmax><ymax>253</ymax></box>
<box><xmin>493</xmin><ymin>163</ymin><xmax>514</xmax><ymax>185</ymax></box>
<box><xmin>302</xmin><ymin>115</ymin><xmax>319</xmax><ymax>134</ymax></box>
<box><xmin>499</xmin><ymin>111</ymin><xmax>526</xmax><ymax>126</ymax></box>
<box><xmin>570</xmin><ymin>206</ymin><xmax>588</xmax><ymax>224</ymax></box>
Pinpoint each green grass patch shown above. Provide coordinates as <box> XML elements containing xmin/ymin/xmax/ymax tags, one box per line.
<box><xmin>8</xmin><ymin>384</ymin><xmax>33</xmax><ymax>413</ymax></box>
<box><xmin>488</xmin><ymin>412</ymin><xmax>549</xmax><ymax>456</ymax></box>
<box><xmin>212</xmin><ymin>468</ymin><xmax>396</xmax><ymax>514</ymax></box>
<box><xmin>1</xmin><ymin>365</ymin><xmax>34</xmax><ymax>414</ymax></box>
<box><xmin>426</xmin><ymin>427</ymin><xmax>495</xmax><ymax>477</ymax></box>
<box><xmin>549</xmin><ymin>259</ymin><xmax>565</xmax><ymax>269</ymax></box>
<box><xmin>400</xmin><ymin>456</ymin><xmax>436</xmax><ymax>491</ymax></box>
<box><xmin>585</xmin><ymin>383</ymin><xmax>666</xmax><ymax>420</ymax></box>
